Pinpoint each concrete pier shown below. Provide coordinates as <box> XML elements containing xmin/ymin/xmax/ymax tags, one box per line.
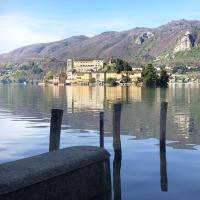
<box><xmin>0</xmin><ymin>146</ymin><xmax>111</xmax><ymax>200</ymax></box>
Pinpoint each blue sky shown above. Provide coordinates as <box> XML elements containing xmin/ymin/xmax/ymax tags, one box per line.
<box><xmin>0</xmin><ymin>0</ymin><xmax>200</xmax><ymax>53</ymax></box>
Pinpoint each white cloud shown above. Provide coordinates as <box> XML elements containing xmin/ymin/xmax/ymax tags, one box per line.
<box><xmin>0</xmin><ymin>15</ymin><xmax>62</xmax><ymax>53</ymax></box>
<box><xmin>0</xmin><ymin>14</ymin><xmax>135</xmax><ymax>54</ymax></box>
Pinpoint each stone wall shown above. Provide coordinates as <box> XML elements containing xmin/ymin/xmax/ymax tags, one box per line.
<box><xmin>0</xmin><ymin>146</ymin><xmax>111</xmax><ymax>200</ymax></box>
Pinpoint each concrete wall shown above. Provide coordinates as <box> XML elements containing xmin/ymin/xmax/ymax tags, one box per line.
<box><xmin>0</xmin><ymin>146</ymin><xmax>111</xmax><ymax>200</ymax></box>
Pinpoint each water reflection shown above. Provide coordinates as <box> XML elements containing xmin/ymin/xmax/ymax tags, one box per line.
<box><xmin>113</xmin><ymin>153</ymin><xmax>122</xmax><ymax>200</ymax></box>
<box><xmin>160</xmin><ymin>150</ymin><xmax>168</xmax><ymax>192</ymax></box>
<box><xmin>1</xmin><ymin>84</ymin><xmax>200</xmax><ymax>200</ymax></box>
<box><xmin>112</xmin><ymin>103</ymin><xmax>122</xmax><ymax>200</ymax></box>
<box><xmin>0</xmin><ymin>84</ymin><xmax>200</xmax><ymax>150</ymax></box>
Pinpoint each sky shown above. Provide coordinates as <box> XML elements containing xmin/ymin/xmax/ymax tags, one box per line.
<box><xmin>0</xmin><ymin>0</ymin><xmax>200</xmax><ymax>53</ymax></box>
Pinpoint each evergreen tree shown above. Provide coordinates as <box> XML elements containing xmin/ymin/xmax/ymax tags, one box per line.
<box><xmin>104</xmin><ymin>58</ymin><xmax>132</xmax><ymax>73</ymax></box>
<box><xmin>142</xmin><ymin>64</ymin><xmax>158</xmax><ymax>87</ymax></box>
<box><xmin>158</xmin><ymin>69</ymin><xmax>169</xmax><ymax>87</ymax></box>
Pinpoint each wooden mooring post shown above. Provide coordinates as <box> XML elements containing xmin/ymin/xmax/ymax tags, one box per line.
<box><xmin>113</xmin><ymin>103</ymin><xmax>122</xmax><ymax>158</ymax></box>
<box><xmin>159</xmin><ymin>101</ymin><xmax>168</xmax><ymax>191</ymax></box>
<box><xmin>160</xmin><ymin>102</ymin><xmax>168</xmax><ymax>152</ymax></box>
<box><xmin>49</xmin><ymin>109</ymin><xmax>63</xmax><ymax>151</ymax></box>
<box><xmin>100</xmin><ymin>112</ymin><xmax>104</xmax><ymax>148</ymax></box>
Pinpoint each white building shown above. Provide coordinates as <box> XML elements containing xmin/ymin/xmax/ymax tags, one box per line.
<box><xmin>67</xmin><ymin>59</ymin><xmax>104</xmax><ymax>72</ymax></box>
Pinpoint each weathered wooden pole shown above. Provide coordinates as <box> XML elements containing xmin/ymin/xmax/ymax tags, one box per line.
<box><xmin>159</xmin><ymin>101</ymin><xmax>168</xmax><ymax>191</ymax></box>
<box><xmin>113</xmin><ymin>103</ymin><xmax>122</xmax><ymax>158</ymax></box>
<box><xmin>49</xmin><ymin>109</ymin><xmax>63</xmax><ymax>151</ymax></box>
<box><xmin>100</xmin><ymin>112</ymin><xmax>104</xmax><ymax>148</ymax></box>
<box><xmin>160</xmin><ymin>102</ymin><xmax>168</xmax><ymax>153</ymax></box>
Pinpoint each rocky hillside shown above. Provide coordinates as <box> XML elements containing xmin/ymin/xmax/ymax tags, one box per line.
<box><xmin>1</xmin><ymin>19</ymin><xmax>200</xmax><ymax>68</ymax></box>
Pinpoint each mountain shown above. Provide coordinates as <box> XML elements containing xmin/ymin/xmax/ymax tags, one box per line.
<box><xmin>1</xmin><ymin>19</ymin><xmax>200</xmax><ymax>68</ymax></box>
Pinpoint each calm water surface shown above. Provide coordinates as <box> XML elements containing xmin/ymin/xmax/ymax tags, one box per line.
<box><xmin>0</xmin><ymin>84</ymin><xmax>200</xmax><ymax>200</ymax></box>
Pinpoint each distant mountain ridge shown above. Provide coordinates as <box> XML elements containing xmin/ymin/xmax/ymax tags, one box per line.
<box><xmin>1</xmin><ymin>19</ymin><xmax>200</xmax><ymax>68</ymax></box>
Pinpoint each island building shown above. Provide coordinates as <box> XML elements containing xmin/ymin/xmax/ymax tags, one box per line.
<box><xmin>44</xmin><ymin>58</ymin><xmax>142</xmax><ymax>85</ymax></box>
<box><xmin>67</xmin><ymin>58</ymin><xmax>104</xmax><ymax>72</ymax></box>
<box><xmin>64</xmin><ymin>71</ymin><xmax>142</xmax><ymax>85</ymax></box>
<box><xmin>45</xmin><ymin>73</ymin><xmax>67</xmax><ymax>86</ymax></box>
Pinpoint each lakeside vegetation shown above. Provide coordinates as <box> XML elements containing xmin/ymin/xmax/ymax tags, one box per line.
<box><xmin>1</xmin><ymin>57</ymin><xmax>200</xmax><ymax>87</ymax></box>
<box><xmin>0</xmin><ymin>62</ymin><xmax>44</xmax><ymax>84</ymax></box>
<box><xmin>142</xmin><ymin>64</ymin><xmax>169</xmax><ymax>88</ymax></box>
<box><xmin>103</xmin><ymin>58</ymin><xmax>132</xmax><ymax>73</ymax></box>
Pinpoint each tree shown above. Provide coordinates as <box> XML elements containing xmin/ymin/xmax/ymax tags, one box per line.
<box><xmin>44</xmin><ymin>71</ymin><xmax>54</xmax><ymax>80</ymax></box>
<box><xmin>60</xmin><ymin>68</ymin><xmax>66</xmax><ymax>74</ymax></box>
<box><xmin>106</xmin><ymin>78</ymin><xmax>118</xmax><ymax>86</ymax></box>
<box><xmin>115</xmin><ymin>59</ymin><xmax>132</xmax><ymax>72</ymax></box>
<box><xmin>89</xmin><ymin>77</ymin><xmax>96</xmax><ymax>83</ymax></box>
<box><xmin>123</xmin><ymin>61</ymin><xmax>132</xmax><ymax>72</ymax></box>
<box><xmin>13</xmin><ymin>70</ymin><xmax>28</xmax><ymax>83</ymax></box>
<box><xmin>72</xmin><ymin>69</ymin><xmax>77</xmax><ymax>74</ymax></box>
<box><xmin>158</xmin><ymin>70</ymin><xmax>169</xmax><ymax>88</ymax></box>
<box><xmin>104</xmin><ymin>58</ymin><xmax>132</xmax><ymax>73</ymax></box>
<box><xmin>32</xmin><ymin>67</ymin><xmax>43</xmax><ymax>74</ymax></box>
<box><xmin>142</xmin><ymin>64</ymin><xmax>158</xmax><ymax>87</ymax></box>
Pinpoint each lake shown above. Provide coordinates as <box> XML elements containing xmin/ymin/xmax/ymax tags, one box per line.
<box><xmin>0</xmin><ymin>84</ymin><xmax>200</xmax><ymax>200</ymax></box>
